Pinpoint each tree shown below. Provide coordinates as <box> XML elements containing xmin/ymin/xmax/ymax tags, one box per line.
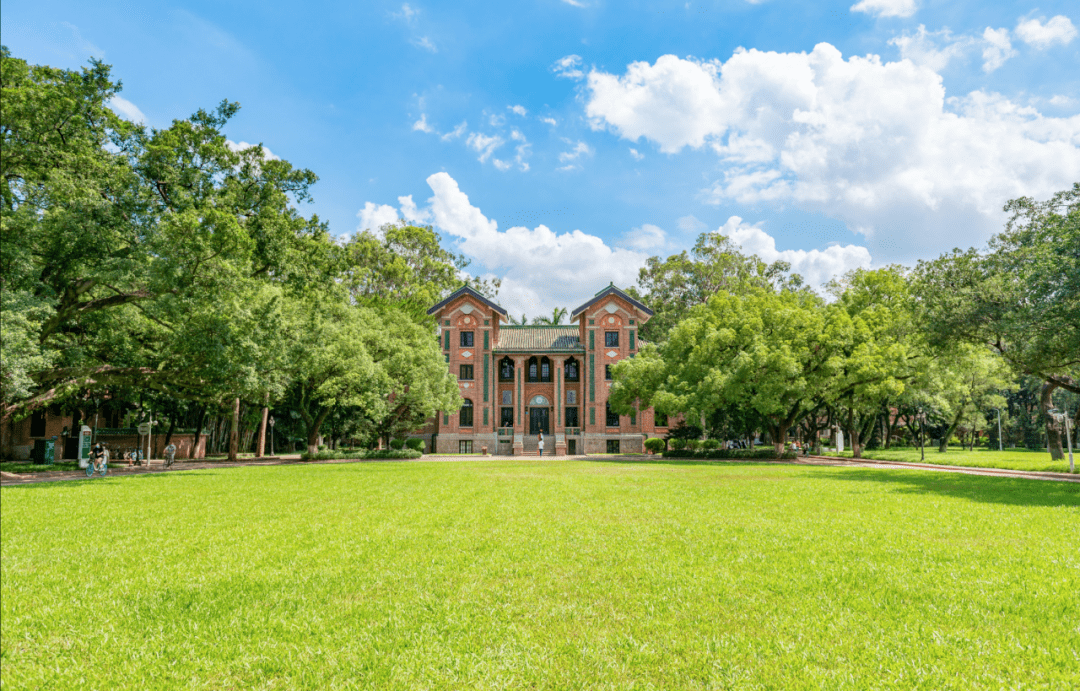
<box><xmin>626</xmin><ymin>231</ymin><xmax>804</xmax><ymax>343</ymax></box>
<box><xmin>532</xmin><ymin>307</ymin><xmax>568</xmax><ymax>325</ymax></box>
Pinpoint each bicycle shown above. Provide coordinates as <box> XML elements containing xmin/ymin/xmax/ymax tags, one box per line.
<box><xmin>86</xmin><ymin>452</ymin><xmax>108</xmax><ymax>478</ymax></box>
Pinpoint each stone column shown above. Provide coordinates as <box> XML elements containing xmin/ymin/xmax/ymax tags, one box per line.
<box><xmin>555</xmin><ymin>364</ymin><xmax>567</xmax><ymax>456</ymax></box>
<box><xmin>513</xmin><ymin>357</ymin><xmax>524</xmax><ymax>456</ymax></box>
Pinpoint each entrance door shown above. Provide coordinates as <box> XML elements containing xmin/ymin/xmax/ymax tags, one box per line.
<box><xmin>529</xmin><ymin>408</ymin><xmax>550</xmax><ymax>435</ymax></box>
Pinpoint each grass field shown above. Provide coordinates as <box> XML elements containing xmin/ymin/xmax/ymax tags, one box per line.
<box><xmin>2</xmin><ymin>460</ymin><xmax>1078</xmax><ymax>689</ymax></box>
<box><xmin>833</xmin><ymin>446</ymin><xmax>1076</xmax><ymax>473</ymax></box>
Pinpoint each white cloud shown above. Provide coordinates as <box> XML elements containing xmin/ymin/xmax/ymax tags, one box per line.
<box><xmin>629</xmin><ymin>148</ymin><xmax>644</xmax><ymax>160</ymax></box>
<box><xmin>621</xmin><ymin>223</ymin><xmax>667</xmax><ymax>249</ymax></box>
<box><xmin>558</xmin><ymin>140</ymin><xmax>593</xmax><ymax>163</ymax></box>
<box><xmin>561</xmin><ymin>0</ymin><xmax>587</xmax><ymax>7</ymax></box>
<box><xmin>108</xmin><ymin>96</ymin><xmax>147</xmax><ymax>124</ymax></box>
<box><xmin>493</xmin><ymin>159</ymin><xmax>512</xmax><ymax>171</ymax></box>
<box><xmin>582</xmin><ymin>43</ymin><xmax>1080</xmax><ymax>259</ymax></box>
<box><xmin>466</xmin><ymin>132</ymin><xmax>505</xmax><ymax>163</ymax></box>
<box><xmin>1015</xmin><ymin>15</ymin><xmax>1077</xmax><ymax>49</ymax></box>
<box><xmin>412</xmin><ymin>36</ymin><xmax>437</xmax><ymax>52</ymax></box>
<box><xmin>540</xmin><ymin>116</ymin><xmax>558</xmax><ymax>126</ymax></box>
<box><xmin>677</xmin><ymin>215</ymin><xmax>707</xmax><ymax>232</ymax></box>
<box><xmin>850</xmin><ymin>0</ymin><xmax>917</xmax><ymax>19</ymax></box>
<box><xmin>553</xmin><ymin>55</ymin><xmax>585</xmax><ymax>80</ymax></box>
<box><xmin>718</xmin><ymin>216</ymin><xmax>872</xmax><ymax>288</ymax></box>
<box><xmin>1049</xmin><ymin>95</ymin><xmax>1075</xmax><ymax>107</ymax></box>
<box><xmin>889</xmin><ymin>25</ymin><xmax>974</xmax><ymax>72</ymax></box>
<box><xmin>981</xmin><ymin>27</ymin><xmax>1016</xmax><ymax>73</ymax></box>
<box><xmin>442</xmin><ymin>121</ymin><xmax>468</xmax><ymax>141</ymax></box>
<box><xmin>392</xmin><ymin>3</ymin><xmax>419</xmax><ymax>23</ymax></box>
<box><xmin>357</xmin><ymin>202</ymin><xmax>400</xmax><ymax>233</ymax></box>
<box><xmin>412</xmin><ymin>113</ymin><xmax>435</xmax><ymax>132</ymax></box>
<box><xmin>489</xmin><ymin>113</ymin><xmax>506</xmax><ymax>127</ymax></box>
<box><xmin>509</xmin><ymin>105</ymin><xmax>528</xmax><ymax>116</ymax></box>
<box><xmin>398</xmin><ymin>195</ymin><xmax>431</xmax><ymax>224</ymax></box>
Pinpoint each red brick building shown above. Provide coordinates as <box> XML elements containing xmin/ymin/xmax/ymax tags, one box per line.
<box><xmin>418</xmin><ymin>283</ymin><xmax>671</xmax><ymax>455</ymax></box>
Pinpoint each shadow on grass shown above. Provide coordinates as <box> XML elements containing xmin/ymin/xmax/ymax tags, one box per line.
<box><xmin>1</xmin><ymin>470</ymin><xmax>222</xmax><ymax>490</ymax></box>
<box><xmin>814</xmin><ymin>467</ymin><xmax>1080</xmax><ymax>508</ymax></box>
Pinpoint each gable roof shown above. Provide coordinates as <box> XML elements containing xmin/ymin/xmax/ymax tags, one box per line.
<box><xmin>570</xmin><ymin>283</ymin><xmax>654</xmax><ymax>320</ymax></box>
<box><xmin>495</xmin><ymin>326</ymin><xmax>583</xmax><ymax>352</ymax></box>
<box><xmin>427</xmin><ymin>284</ymin><xmax>508</xmax><ymax>317</ymax></box>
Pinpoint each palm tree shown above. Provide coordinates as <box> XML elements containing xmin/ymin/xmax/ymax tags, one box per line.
<box><xmin>532</xmin><ymin>307</ymin><xmax>568</xmax><ymax>325</ymax></box>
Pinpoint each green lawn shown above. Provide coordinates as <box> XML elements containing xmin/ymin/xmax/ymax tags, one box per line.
<box><xmin>2</xmin><ymin>460</ymin><xmax>1078</xmax><ymax>689</ymax></box>
<box><xmin>832</xmin><ymin>445</ymin><xmax>1077</xmax><ymax>473</ymax></box>
<box><xmin>0</xmin><ymin>460</ymin><xmax>82</xmax><ymax>474</ymax></box>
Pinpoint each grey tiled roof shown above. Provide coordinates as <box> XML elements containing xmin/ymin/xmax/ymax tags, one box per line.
<box><xmin>496</xmin><ymin>326</ymin><xmax>584</xmax><ymax>352</ymax></box>
<box><xmin>570</xmin><ymin>283</ymin><xmax>654</xmax><ymax>319</ymax></box>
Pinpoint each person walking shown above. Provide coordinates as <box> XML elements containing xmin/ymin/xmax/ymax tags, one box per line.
<box><xmin>537</xmin><ymin>432</ymin><xmax>544</xmax><ymax>457</ymax></box>
<box><xmin>164</xmin><ymin>442</ymin><xmax>177</xmax><ymax>468</ymax></box>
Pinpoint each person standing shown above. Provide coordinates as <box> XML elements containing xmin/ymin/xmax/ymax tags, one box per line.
<box><xmin>537</xmin><ymin>432</ymin><xmax>544</xmax><ymax>457</ymax></box>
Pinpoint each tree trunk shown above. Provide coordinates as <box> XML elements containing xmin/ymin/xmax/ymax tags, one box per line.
<box><xmin>228</xmin><ymin>397</ymin><xmax>240</xmax><ymax>462</ymax></box>
<box><xmin>772</xmin><ymin>422</ymin><xmax>788</xmax><ymax>456</ymax></box>
<box><xmin>191</xmin><ymin>406</ymin><xmax>207</xmax><ymax>459</ymax></box>
<box><xmin>1040</xmin><ymin>381</ymin><xmax>1064</xmax><ymax>460</ymax></box>
<box><xmin>256</xmin><ymin>393</ymin><xmax>269</xmax><ymax>458</ymax></box>
<box><xmin>939</xmin><ymin>408</ymin><xmax>964</xmax><ymax>452</ymax></box>
<box><xmin>306</xmin><ymin>408</ymin><xmax>331</xmax><ymax>455</ymax></box>
<box><xmin>163</xmin><ymin>415</ymin><xmax>177</xmax><ymax>448</ymax></box>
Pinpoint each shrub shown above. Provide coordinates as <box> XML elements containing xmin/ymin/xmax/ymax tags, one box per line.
<box><xmin>318</xmin><ymin>444</ymin><xmax>328</xmax><ymax>451</ymax></box>
<box><xmin>670</xmin><ymin>438</ymin><xmax>688</xmax><ymax>451</ymax></box>
<box><xmin>662</xmin><ymin>448</ymin><xmax>797</xmax><ymax>460</ymax></box>
<box><xmin>390</xmin><ymin>439</ymin><xmax>406</xmax><ymax>450</ymax></box>
<box><xmin>405</xmin><ymin>438</ymin><xmax>425</xmax><ymax>452</ymax></box>
<box><xmin>299</xmin><ymin>448</ymin><xmax>422</xmax><ymax>461</ymax></box>
<box><xmin>644</xmin><ymin>437</ymin><xmax>666</xmax><ymax>454</ymax></box>
<box><xmin>702</xmin><ymin>439</ymin><xmax>720</xmax><ymax>451</ymax></box>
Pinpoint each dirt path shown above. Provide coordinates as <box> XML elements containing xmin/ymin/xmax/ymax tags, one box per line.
<box><xmin>2</xmin><ymin>453</ymin><xmax>1076</xmax><ymax>486</ymax></box>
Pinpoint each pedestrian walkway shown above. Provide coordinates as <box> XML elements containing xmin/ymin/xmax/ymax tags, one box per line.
<box><xmin>2</xmin><ymin>453</ymin><xmax>1076</xmax><ymax>486</ymax></box>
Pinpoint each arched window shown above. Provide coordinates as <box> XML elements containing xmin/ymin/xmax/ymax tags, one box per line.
<box><xmin>564</xmin><ymin>357</ymin><xmax>579</xmax><ymax>382</ymax></box>
<box><xmin>499</xmin><ymin>357</ymin><xmax>515</xmax><ymax>381</ymax></box>
<box><xmin>540</xmin><ymin>357</ymin><xmax>551</xmax><ymax>382</ymax></box>
<box><xmin>528</xmin><ymin>356</ymin><xmax>538</xmax><ymax>382</ymax></box>
<box><xmin>460</xmin><ymin>399</ymin><xmax>474</xmax><ymax>427</ymax></box>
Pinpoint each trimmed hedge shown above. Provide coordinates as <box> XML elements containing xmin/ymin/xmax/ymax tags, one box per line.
<box><xmin>405</xmin><ymin>438</ymin><xmax>425</xmax><ymax>452</ymax></box>
<box><xmin>299</xmin><ymin>449</ymin><xmax>422</xmax><ymax>461</ymax></box>
<box><xmin>662</xmin><ymin>449</ymin><xmax>797</xmax><ymax>460</ymax></box>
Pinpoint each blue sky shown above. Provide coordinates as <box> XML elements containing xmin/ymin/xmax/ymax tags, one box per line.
<box><xmin>3</xmin><ymin>0</ymin><xmax>1078</xmax><ymax>316</ymax></box>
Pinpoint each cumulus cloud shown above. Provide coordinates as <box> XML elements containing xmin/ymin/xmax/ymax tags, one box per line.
<box><xmin>621</xmin><ymin>223</ymin><xmax>667</xmax><ymax>250</ymax></box>
<box><xmin>1015</xmin><ymin>15</ymin><xmax>1078</xmax><ymax>49</ymax></box>
<box><xmin>357</xmin><ymin>202</ymin><xmax>400</xmax><ymax>233</ymax></box>
<box><xmin>466</xmin><ymin>132</ymin><xmax>505</xmax><ymax>163</ymax></box>
<box><xmin>561</xmin><ymin>0</ymin><xmax>587</xmax><ymax>7</ymax></box>
<box><xmin>109</xmin><ymin>96</ymin><xmax>147</xmax><ymax>124</ymax></box>
<box><xmin>442</xmin><ymin>121</ymin><xmax>468</xmax><ymax>140</ymax></box>
<box><xmin>412</xmin><ymin>36</ymin><xmax>437</xmax><ymax>52</ymax></box>
<box><xmin>678</xmin><ymin>215</ymin><xmax>707</xmax><ymax>232</ymax></box>
<box><xmin>540</xmin><ymin>116</ymin><xmax>558</xmax><ymax>126</ymax></box>
<box><xmin>226</xmin><ymin>140</ymin><xmax>280</xmax><ymax>161</ymax></box>
<box><xmin>553</xmin><ymin>55</ymin><xmax>585</xmax><ymax>80</ymax></box>
<box><xmin>509</xmin><ymin>105</ymin><xmax>528</xmax><ymax>116</ymax></box>
<box><xmin>629</xmin><ymin>148</ymin><xmax>644</xmax><ymax>160</ymax></box>
<box><xmin>392</xmin><ymin>3</ymin><xmax>419</xmax><ymax>23</ymax></box>
<box><xmin>558</xmin><ymin>140</ymin><xmax>593</xmax><ymax>163</ymax></box>
<box><xmin>582</xmin><ymin>43</ymin><xmax>1080</xmax><ymax>259</ymax></box>
<box><xmin>359</xmin><ymin>173</ymin><xmax>650</xmax><ymax>317</ymax></box>
<box><xmin>398</xmin><ymin>195</ymin><xmax>431</xmax><ymax>224</ymax></box>
<box><xmin>850</xmin><ymin>0</ymin><xmax>917</xmax><ymax>19</ymax></box>
<box><xmin>718</xmin><ymin>216</ymin><xmax>872</xmax><ymax>288</ymax></box>
<box><xmin>889</xmin><ymin>25</ymin><xmax>974</xmax><ymax>72</ymax></box>
<box><xmin>981</xmin><ymin>27</ymin><xmax>1016</xmax><ymax>72</ymax></box>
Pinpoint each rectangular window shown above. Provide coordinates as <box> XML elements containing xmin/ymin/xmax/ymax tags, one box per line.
<box><xmin>443</xmin><ymin>411</ymin><xmax>449</xmax><ymax>425</ymax></box>
<box><xmin>483</xmin><ymin>331</ymin><xmax>490</xmax><ymax>350</ymax></box>
<box><xmin>444</xmin><ymin>354</ymin><xmax>449</xmax><ymax>363</ymax></box>
<box><xmin>444</xmin><ymin>330</ymin><xmax>451</xmax><ymax>350</ymax></box>
<box><xmin>567</xmin><ymin>390</ymin><xmax>576</xmax><ymax>405</ymax></box>
<box><xmin>460</xmin><ymin>402</ymin><xmax>473</xmax><ymax>427</ymax></box>
<box><xmin>589</xmin><ymin>354</ymin><xmax>595</xmax><ymax>402</ymax></box>
<box><xmin>459</xmin><ymin>440</ymin><xmax>473</xmax><ymax>454</ymax></box>
<box><xmin>460</xmin><ymin>331</ymin><xmax>474</xmax><ymax>347</ymax></box>
<box><xmin>483</xmin><ymin>407</ymin><xmax>489</xmax><ymax>426</ymax></box>
<box><xmin>30</xmin><ymin>411</ymin><xmax>47</xmax><ymax>437</ymax></box>
<box><xmin>589</xmin><ymin>330</ymin><xmax>595</xmax><ymax>350</ymax></box>
<box><xmin>629</xmin><ymin>330</ymin><xmax>635</xmax><ymax>350</ymax></box>
<box><xmin>565</xmin><ymin>407</ymin><xmax>579</xmax><ymax>427</ymax></box>
<box><xmin>605</xmin><ymin>331</ymin><xmax>619</xmax><ymax>348</ymax></box>
<box><xmin>483</xmin><ymin>358</ymin><xmax>489</xmax><ymax>402</ymax></box>
<box><xmin>655</xmin><ymin>412</ymin><xmax>668</xmax><ymax>427</ymax></box>
<box><xmin>501</xmin><ymin>407</ymin><xmax>514</xmax><ymax>427</ymax></box>
<box><xmin>499</xmin><ymin>358</ymin><xmax>514</xmax><ymax>381</ymax></box>
<box><xmin>459</xmin><ymin>364</ymin><xmax>474</xmax><ymax>380</ymax></box>
<box><xmin>589</xmin><ymin>319</ymin><xmax>595</xmax><ymax>325</ymax></box>
<box><xmin>502</xmin><ymin>390</ymin><xmax>512</xmax><ymax>405</ymax></box>
<box><xmin>630</xmin><ymin>407</ymin><xmax>637</xmax><ymax>425</ymax></box>
<box><xmin>607</xmin><ymin>439</ymin><xmax>620</xmax><ymax>454</ymax></box>
<box><xmin>606</xmin><ymin>402</ymin><xmax>620</xmax><ymax>428</ymax></box>
<box><xmin>605</xmin><ymin>364</ymin><xmax>613</xmax><ymax>380</ymax></box>
<box><xmin>589</xmin><ymin>407</ymin><xmax>595</xmax><ymax>425</ymax></box>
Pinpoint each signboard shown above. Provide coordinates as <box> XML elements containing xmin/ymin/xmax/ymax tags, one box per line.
<box><xmin>137</xmin><ymin>422</ymin><xmax>151</xmax><ymax>435</ymax></box>
<box><xmin>79</xmin><ymin>426</ymin><xmax>93</xmax><ymax>468</ymax></box>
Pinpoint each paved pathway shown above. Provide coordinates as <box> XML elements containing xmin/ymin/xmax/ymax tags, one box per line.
<box><xmin>2</xmin><ymin>453</ymin><xmax>1076</xmax><ymax>486</ymax></box>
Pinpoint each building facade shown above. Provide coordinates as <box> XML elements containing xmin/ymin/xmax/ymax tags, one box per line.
<box><xmin>418</xmin><ymin>283</ymin><xmax>672</xmax><ymax>455</ymax></box>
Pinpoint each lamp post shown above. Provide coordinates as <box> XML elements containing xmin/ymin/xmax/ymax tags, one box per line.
<box><xmin>995</xmin><ymin>408</ymin><xmax>1003</xmax><ymax>452</ymax></box>
<box><xmin>268</xmin><ymin>416</ymin><xmax>275</xmax><ymax>457</ymax></box>
<box><xmin>918</xmin><ymin>409</ymin><xmax>926</xmax><ymax>462</ymax></box>
<box><xmin>1049</xmin><ymin>408</ymin><xmax>1075</xmax><ymax>474</ymax></box>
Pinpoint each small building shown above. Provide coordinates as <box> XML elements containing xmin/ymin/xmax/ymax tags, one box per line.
<box><xmin>418</xmin><ymin>283</ymin><xmax>672</xmax><ymax>455</ymax></box>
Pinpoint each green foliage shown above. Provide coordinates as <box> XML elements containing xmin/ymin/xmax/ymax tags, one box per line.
<box><xmin>390</xmin><ymin>439</ymin><xmax>406</xmax><ymax>450</ymax></box>
<box><xmin>405</xmin><ymin>438</ymin><xmax>425</xmax><ymax>452</ymax></box>
<box><xmin>643</xmin><ymin>437</ymin><xmax>666</xmax><ymax>454</ymax></box>
<box><xmin>663</xmin><ymin>448</ymin><xmax>797</xmax><ymax>460</ymax></box>
<box><xmin>298</xmin><ymin>448</ymin><xmax>422</xmax><ymax>461</ymax></box>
